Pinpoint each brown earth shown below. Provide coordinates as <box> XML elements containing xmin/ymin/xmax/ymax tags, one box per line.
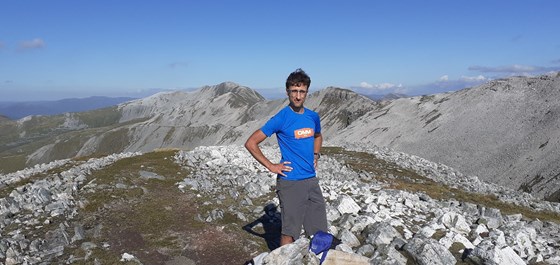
<box><xmin>52</xmin><ymin>150</ymin><xmax>268</xmax><ymax>264</ymax></box>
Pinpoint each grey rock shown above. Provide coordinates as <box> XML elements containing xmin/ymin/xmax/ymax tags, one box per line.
<box><xmin>478</xmin><ymin>207</ymin><xmax>503</xmax><ymax>229</ymax></box>
<box><xmin>263</xmin><ymin>237</ymin><xmax>309</xmax><ymax>265</ymax></box>
<box><xmin>469</xmin><ymin>240</ymin><xmax>526</xmax><ymax>265</ymax></box>
<box><xmin>363</xmin><ymin>221</ymin><xmax>403</xmax><ymax>247</ymax></box>
<box><xmin>404</xmin><ymin>237</ymin><xmax>456</xmax><ymax>265</ymax></box>
<box><xmin>340</xmin><ymin>229</ymin><xmax>361</xmax><ymax>248</ymax></box>
<box><xmin>438</xmin><ymin>211</ymin><xmax>471</xmax><ymax>234</ymax></box>
<box><xmin>71</xmin><ymin>224</ymin><xmax>85</xmax><ymax>243</ymax></box>
<box><xmin>139</xmin><ymin>170</ymin><xmax>165</xmax><ymax>180</ymax></box>
<box><xmin>356</xmin><ymin>244</ymin><xmax>375</xmax><ymax>257</ymax></box>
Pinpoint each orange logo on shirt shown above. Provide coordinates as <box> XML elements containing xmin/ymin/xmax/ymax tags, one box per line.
<box><xmin>294</xmin><ymin>128</ymin><xmax>314</xmax><ymax>139</ymax></box>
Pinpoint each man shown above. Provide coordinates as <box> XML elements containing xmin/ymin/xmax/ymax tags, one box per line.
<box><xmin>245</xmin><ymin>68</ymin><xmax>328</xmax><ymax>246</ymax></box>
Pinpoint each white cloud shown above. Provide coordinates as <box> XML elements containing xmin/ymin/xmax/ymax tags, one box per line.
<box><xmin>359</xmin><ymin>81</ymin><xmax>373</xmax><ymax>88</ymax></box>
<box><xmin>352</xmin><ymin>82</ymin><xmax>405</xmax><ymax>96</ymax></box>
<box><xmin>439</xmin><ymin>75</ymin><xmax>449</xmax><ymax>81</ymax></box>
<box><xmin>378</xmin><ymin>83</ymin><xmax>401</xmax><ymax>90</ymax></box>
<box><xmin>460</xmin><ymin>75</ymin><xmax>487</xmax><ymax>82</ymax></box>
<box><xmin>18</xmin><ymin>38</ymin><xmax>45</xmax><ymax>51</ymax></box>
<box><xmin>359</xmin><ymin>82</ymin><xmax>401</xmax><ymax>90</ymax></box>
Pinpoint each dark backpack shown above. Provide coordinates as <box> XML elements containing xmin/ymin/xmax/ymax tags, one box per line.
<box><xmin>309</xmin><ymin>231</ymin><xmax>341</xmax><ymax>264</ymax></box>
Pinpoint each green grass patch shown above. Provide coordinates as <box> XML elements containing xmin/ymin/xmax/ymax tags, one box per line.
<box><xmin>74</xmin><ymin>106</ymin><xmax>121</xmax><ymax>128</ymax></box>
<box><xmin>0</xmin><ymin>154</ymin><xmax>27</xmax><ymax>174</ymax></box>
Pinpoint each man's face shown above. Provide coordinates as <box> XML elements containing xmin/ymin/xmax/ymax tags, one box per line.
<box><xmin>287</xmin><ymin>83</ymin><xmax>308</xmax><ymax>109</ymax></box>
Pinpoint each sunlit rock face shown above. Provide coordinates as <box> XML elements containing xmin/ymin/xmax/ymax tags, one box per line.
<box><xmin>329</xmin><ymin>73</ymin><xmax>560</xmax><ymax>201</ymax></box>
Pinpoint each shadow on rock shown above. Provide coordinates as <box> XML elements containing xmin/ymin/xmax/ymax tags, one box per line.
<box><xmin>242</xmin><ymin>203</ymin><xmax>282</xmax><ymax>251</ymax></box>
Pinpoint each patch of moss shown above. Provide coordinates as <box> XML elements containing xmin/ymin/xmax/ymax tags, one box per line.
<box><xmin>431</xmin><ymin>229</ymin><xmax>447</xmax><ymax>240</ymax></box>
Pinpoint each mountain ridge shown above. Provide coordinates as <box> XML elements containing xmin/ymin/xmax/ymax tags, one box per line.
<box><xmin>1</xmin><ymin>74</ymin><xmax>559</xmax><ymax>201</ymax></box>
<box><xmin>329</xmin><ymin>73</ymin><xmax>560</xmax><ymax>201</ymax></box>
<box><xmin>0</xmin><ymin>96</ymin><xmax>136</xmax><ymax>120</ymax></box>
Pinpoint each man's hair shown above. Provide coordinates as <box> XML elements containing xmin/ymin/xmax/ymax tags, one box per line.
<box><xmin>286</xmin><ymin>68</ymin><xmax>311</xmax><ymax>89</ymax></box>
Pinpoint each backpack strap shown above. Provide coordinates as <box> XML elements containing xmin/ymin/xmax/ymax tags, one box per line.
<box><xmin>318</xmin><ymin>249</ymin><xmax>329</xmax><ymax>265</ymax></box>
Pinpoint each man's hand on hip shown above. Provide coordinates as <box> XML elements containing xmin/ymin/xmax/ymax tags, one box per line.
<box><xmin>268</xmin><ymin>161</ymin><xmax>292</xmax><ymax>177</ymax></box>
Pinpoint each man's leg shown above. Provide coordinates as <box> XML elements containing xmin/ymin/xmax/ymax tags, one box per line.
<box><xmin>277</xmin><ymin>178</ymin><xmax>306</xmax><ymax>245</ymax></box>
<box><xmin>280</xmin><ymin>234</ymin><xmax>294</xmax><ymax>246</ymax></box>
<box><xmin>303</xmin><ymin>178</ymin><xmax>328</xmax><ymax>236</ymax></box>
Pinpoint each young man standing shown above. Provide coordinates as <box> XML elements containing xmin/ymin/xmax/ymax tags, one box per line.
<box><xmin>245</xmin><ymin>68</ymin><xmax>328</xmax><ymax>246</ymax></box>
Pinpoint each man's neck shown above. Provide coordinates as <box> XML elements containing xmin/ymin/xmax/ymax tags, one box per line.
<box><xmin>289</xmin><ymin>104</ymin><xmax>304</xmax><ymax>114</ymax></box>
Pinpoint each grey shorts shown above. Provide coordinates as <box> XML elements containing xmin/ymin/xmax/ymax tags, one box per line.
<box><xmin>276</xmin><ymin>177</ymin><xmax>328</xmax><ymax>239</ymax></box>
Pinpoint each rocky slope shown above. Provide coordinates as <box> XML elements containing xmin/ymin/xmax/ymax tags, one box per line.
<box><xmin>2</xmin><ymin>144</ymin><xmax>558</xmax><ymax>264</ymax></box>
<box><xmin>329</xmin><ymin>73</ymin><xmax>560</xmax><ymax>201</ymax></box>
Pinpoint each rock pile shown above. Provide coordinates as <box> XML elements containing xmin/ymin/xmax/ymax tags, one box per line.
<box><xmin>174</xmin><ymin>145</ymin><xmax>560</xmax><ymax>265</ymax></box>
<box><xmin>340</xmin><ymin>143</ymin><xmax>560</xmax><ymax>214</ymax></box>
<box><xmin>1</xmin><ymin>142</ymin><xmax>559</xmax><ymax>264</ymax></box>
<box><xmin>0</xmin><ymin>152</ymin><xmax>141</xmax><ymax>264</ymax></box>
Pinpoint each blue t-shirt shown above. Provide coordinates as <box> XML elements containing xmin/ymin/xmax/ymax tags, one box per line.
<box><xmin>261</xmin><ymin>105</ymin><xmax>321</xmax><ymax>180</ymax></box>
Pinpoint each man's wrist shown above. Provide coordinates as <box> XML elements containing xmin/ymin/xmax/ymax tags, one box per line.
<box><xmin>314</xmin><ymin>152</ymin><xmax>321</xmax><ymax>159</ymax></box>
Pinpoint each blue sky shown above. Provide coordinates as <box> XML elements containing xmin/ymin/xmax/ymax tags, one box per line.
<box><xmin>1</xmin><ymin>1</ymin><xmax>559</xmax><ymax>101</ymax></box>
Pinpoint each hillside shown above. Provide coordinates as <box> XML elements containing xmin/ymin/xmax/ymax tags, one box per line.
<box><xmin>329</xmin><ymin>73</ymin><xmax>560</xmax><ymax>201</ymax></box>
<box><xmin>0</xmin><ymin>73</ymin><xmax>559</xmax><ymax>202</ymax></box>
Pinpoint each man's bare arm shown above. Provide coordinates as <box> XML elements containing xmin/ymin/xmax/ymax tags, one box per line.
<box><xmin>314</xmin><ymin>133</ymin><xmax>322</xmax><ymax>169</ymax></box>
<box><xmin>245</xmin><ymin>129</ymin><xmax>292</xmax><ymax>176</ymax></box>
<box><xmin>314</xmin><ymin>133</ymin><xmax>322</xmax><ymax>154</ymax></box>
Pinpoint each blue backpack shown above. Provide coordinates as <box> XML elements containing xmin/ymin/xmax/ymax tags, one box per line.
<box><xmin>309</xmin><ymin>231</ymin><xmax>340</xmax><ymax>264</ymax></box>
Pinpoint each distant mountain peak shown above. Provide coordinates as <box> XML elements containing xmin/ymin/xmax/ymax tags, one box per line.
<box><xmin>201</xmin><ymin>81</ymin><xmax>243</xmax><ymax>93</ymax></box>
<box><xmin>199</xmin><ymin>82</ymin><xmax>265</xmax><ymax>102</ymax></box>
<box><xmin>318</xmin><ymin>86</ymin><xmax>371</xmax><ymax>101</ymax></box>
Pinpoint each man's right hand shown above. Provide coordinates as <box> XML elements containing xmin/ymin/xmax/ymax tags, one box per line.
<box><xmin>268</xmin><ymin>161</ymin><xmax>292</xmax><ymax>177</ymax></box>
<box><xmin>246</xmin><ymin>130</ymin><xmax>293</xmax><ymax>177</ymax></box>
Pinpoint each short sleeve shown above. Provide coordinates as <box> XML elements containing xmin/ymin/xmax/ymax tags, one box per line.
<box><xmin>261</xmin><ymin>115</ymin><xmax>281</xmax><ymax>137</ymax></box>
<box><xmin>314</xmin><ymin>112</ymin><xmax>321</xmax><ymax>134</ymax></box>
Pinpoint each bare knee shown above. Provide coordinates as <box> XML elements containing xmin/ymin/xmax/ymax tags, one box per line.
<box><xmin>280</xmin><ymin>234</ymin><xmax>294</xmax><ymax>246</ymax></box>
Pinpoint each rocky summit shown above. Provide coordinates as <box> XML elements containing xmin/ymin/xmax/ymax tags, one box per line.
<box><xmin>1</xmin><ymin>143</ymin><xmax>559</xmax><ymax>264</ymax></box>
<box><xmin>174</xmin><ymin>145</ymin><xmax>560</xmax><ymax>265</ymax></box>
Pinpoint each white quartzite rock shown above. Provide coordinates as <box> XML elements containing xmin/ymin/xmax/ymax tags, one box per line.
<box><xmin>470</xmin><ymin>240</ymin><xmax>526</xmax><ymax>265</ymax></box>
<box><xmin>335</xmin><ymin>195</ymin><xmax>361</xmax><ymax>215</ymax></box>
<box><xmin>263</xmin><ymin>237</ymin><xmax>310</xmax><ymax>265</ymax></box>
<box><xmin>439</xmin><ymin>211</ymin><xmax>471</xmax><ymax>234</ymax></box>
<box><xmin>403</xmin><ymin>238</ymin><xmax>457</xmax><ymax>265</ymax></box>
